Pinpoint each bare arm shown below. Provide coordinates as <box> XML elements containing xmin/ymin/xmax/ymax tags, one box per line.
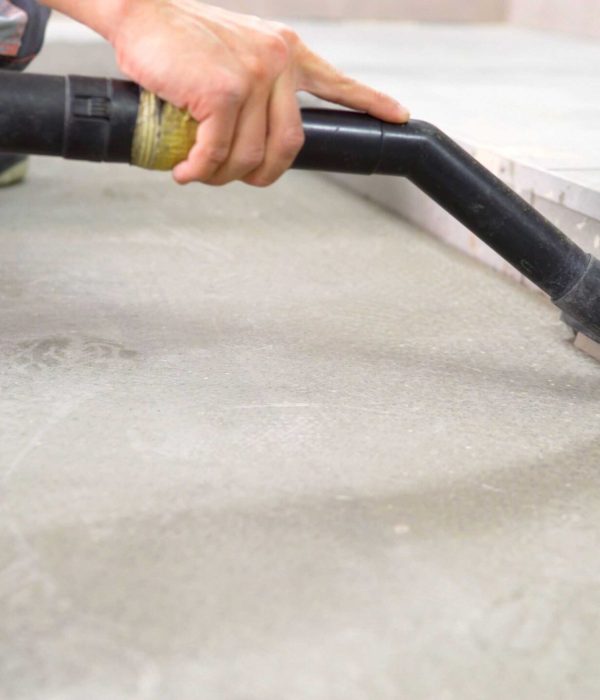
<box><xmin>40</xmin><ymin>0</ymin><xmax>410</xmax><ymax>187</ymax></box>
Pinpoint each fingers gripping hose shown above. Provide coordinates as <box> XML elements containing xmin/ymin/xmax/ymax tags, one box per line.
<box><xmin>0</xmin><ymin>70</ymin><xmax>598</xmax><ymax>345</ymax></box>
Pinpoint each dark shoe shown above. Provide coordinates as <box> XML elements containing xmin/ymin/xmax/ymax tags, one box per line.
<box><xmin>0</xmin><ymin>154</ymin><xmax>28</xmax><ymax>187</ymax></box>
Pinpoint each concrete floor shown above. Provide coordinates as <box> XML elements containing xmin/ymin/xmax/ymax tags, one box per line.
<box><xmin>1</xmin><ymin>159</ymin><xmax>599</xmax><ymax>699</ymax></box>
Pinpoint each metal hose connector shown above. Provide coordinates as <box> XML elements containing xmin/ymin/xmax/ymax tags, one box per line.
<box><xmin>131</xmin><ymin>90</ymin><xmax>197</xmax><ymax>170</ymax></box>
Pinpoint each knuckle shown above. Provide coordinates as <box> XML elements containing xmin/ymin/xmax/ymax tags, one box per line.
<box><xmin>278</xmin><ymin>127</ymin><xmax>305</xmax><ymax>159</ymax></box>
<box><xmin>239</xmin><ymin>147</ymin><xmax>265</xmax><ymax>171</ymax></box>
<box><xmin>202</xmin><ymin>144</ymin><xmax>229</xmax><ymax>167</ymax></box>
<box><xmin>264</xmin><ymin>31</ymin><xmax>290</xmax><ymax>65</ymax></box>
<box><xmin>272</xmin><ymin>22</ymin><xmax>300</xmax><ymax>48</ymax></box>
<box><xmin>244</xmin><ymin>54</ymin><xmax>270</xmax><ymax>81</ymax></box>
<box><xmin>217</xmin><ymin>73</ymin><xmax>248</xmax><ymax>104</ymax></box>
<box><xmin>246</xmin><ymin>33</ymin><xmax>289</xmax><ymax>79</ymax></box>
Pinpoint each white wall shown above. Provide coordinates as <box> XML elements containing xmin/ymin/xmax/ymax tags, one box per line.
<box><xmin>164</xmin><ymin>0</ymin><xmax>600</xmax><ymax>37</ymax></box>
<box><xmin>215</xmin><ymin>0</ymin><xmax>507</xmax><ymax>21</ymax></box>
<box><xmin>508</xmin><ymin>0</ymin><xmax>600</xmax><ymax>37</ymax></box>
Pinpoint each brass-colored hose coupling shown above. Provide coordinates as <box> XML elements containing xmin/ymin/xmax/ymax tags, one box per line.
<box><xmin>131</xmin><ymin>90</ymin><xmax>198</xmax><ymax>170</ymax></box>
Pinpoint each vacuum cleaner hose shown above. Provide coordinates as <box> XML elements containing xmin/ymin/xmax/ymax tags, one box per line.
<box><xmin>0</xmin><ymin>71</ymin><xmax>598</xmax><ymax>342</ymax></box>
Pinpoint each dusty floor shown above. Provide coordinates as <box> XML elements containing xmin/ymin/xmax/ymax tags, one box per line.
<box><xmin>1</xmin><ymin>159</ymin><xmax>599</xmax><ymax>700</ymax></box>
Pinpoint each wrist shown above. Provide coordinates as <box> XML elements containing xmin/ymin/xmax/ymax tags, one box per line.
<box><xmin>40</xmin><ymin>0</ymin><xmax>135</xmax><ymax>42</ymax></box>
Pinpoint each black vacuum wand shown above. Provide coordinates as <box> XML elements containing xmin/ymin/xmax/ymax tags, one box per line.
<box><xmin>1</xmin><ymin>71</ymin><xmax>599</xmax><ymax>356</ymax></box>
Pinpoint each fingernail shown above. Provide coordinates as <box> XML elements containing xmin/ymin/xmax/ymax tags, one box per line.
<box><xmin>396</xmin><ymin>102</ymin><xmax>411</xmax><ymax>121</ymax></box>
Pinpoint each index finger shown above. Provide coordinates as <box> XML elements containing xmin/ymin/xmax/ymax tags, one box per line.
<box><xmin>296</xmin><ymin>45</ymin><xmax>410</xmax><ymax>124</ymax></box>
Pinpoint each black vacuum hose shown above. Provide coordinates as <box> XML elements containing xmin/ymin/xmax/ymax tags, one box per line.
<box><xmin>0</xmin><ymin>71</ymin><xmax>598</xmax><ymax>343</ymax></box>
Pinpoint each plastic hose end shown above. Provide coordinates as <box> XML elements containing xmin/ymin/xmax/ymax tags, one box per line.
<box><xmin>554</xmin><ymin>255</ymin><xmax>600</xmax><ymax>344</ymax></box>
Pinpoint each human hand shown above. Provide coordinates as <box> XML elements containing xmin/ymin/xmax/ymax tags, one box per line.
<box><xmin>44</xmin><ymin>0</ymin><xmax>410</xmax><ymax>187</ymax></box>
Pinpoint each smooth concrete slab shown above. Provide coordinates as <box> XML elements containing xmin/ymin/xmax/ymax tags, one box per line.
<box><xmin>1</xmin><ymin>159</ymin><xmax>599</xmax><ymax>700</ymax></box>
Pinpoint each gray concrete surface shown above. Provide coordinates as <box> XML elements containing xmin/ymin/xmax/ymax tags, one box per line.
<box><xmin>1</xmin><ymin>159</ymin><xmax>599</xmax><ymax>699</ymax></box>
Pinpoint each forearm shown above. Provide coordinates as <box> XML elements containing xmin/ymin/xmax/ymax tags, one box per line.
<box><xmin>39</xmin><ymin>0</ymin><xmax>130</xmax><ymax>40</ymax></box>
